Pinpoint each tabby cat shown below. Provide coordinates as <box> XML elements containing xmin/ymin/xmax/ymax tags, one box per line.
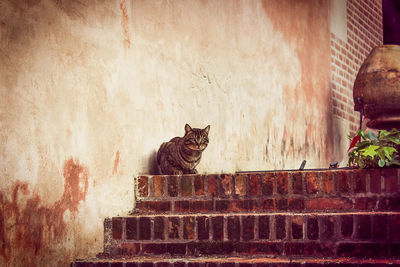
<box><xmin>157</xmin><ymin>124</ymin><xmax>210</xmax><ymax>175</ymax></box>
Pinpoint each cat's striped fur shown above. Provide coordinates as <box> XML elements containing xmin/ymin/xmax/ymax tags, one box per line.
<box><xmin>157</xmin><ymin>124</ymin><xmax>210</xmax><ymax>175</ymax></box>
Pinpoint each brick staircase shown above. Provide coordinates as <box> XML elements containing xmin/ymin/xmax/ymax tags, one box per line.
<box><xmin>72</xmin><ymin>168</ymin><xmax>400</xmax><ymax>266</ymax></box>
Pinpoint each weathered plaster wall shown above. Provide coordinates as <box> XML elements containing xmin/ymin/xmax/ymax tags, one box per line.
<box><xmin>0</xmin><ymin>0</ymin><xmax>333</xmax><ymax>266</ymax></box>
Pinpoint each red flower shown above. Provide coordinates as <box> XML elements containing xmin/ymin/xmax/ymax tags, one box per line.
<box><xmin>347</xmin><ymin>135</ymin><xmax>360</xmax><ymax>152</ymax></box>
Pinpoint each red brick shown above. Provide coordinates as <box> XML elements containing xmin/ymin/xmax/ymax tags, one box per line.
<box><xmin>216</xmin><ymin>199</ymin><xmax>258</xmax><ymax>212</ymax></box>
<box><xmin>251</xmin><ymin>242</ymin><xmax>284</xmax><ymax>255</ymax></box>
<box><xmin>174</xmin><ymin>262</ymin><xmax>185</xmax><ymax>267</ymax></box>
<box><xmin>341</xmin><ymin>215</ymin><xmax>353</xmax><ymax>238</ymax></box>
<box><xmin>338</xmin><ymin>242</ymin><xmax>389</xmax><ymax>257</ymax></box>
<box><xmin>167</xmin><ymin>176</ymin><xmax>178</xmax><ymax>197</ymax></box>
<box><xmin>321</xmin><ymin>171</ymin><xmax>335</xmax><ymax>194</ymax></box>
<box><xmin>142</xmin><ymin>243</ymin><xmax>166</xmax><ymax>254</ymax></box>
<box><xmin>189</xmin><ymin>200</ymin><xmax>213</xmax><ymax>212</ymax></box>
<box><xmin>166</xmin><ymin>243</ymin><xmax>186</xmax><ymax>255</ymax></box>
<box><xmin>207</xmin><ymin>175</ymin><xmax>218</xmax><ymax>197</ymax></box>
<box><xmin>320</xmin><ymin>216</ymin><xmax>335</xmax><ymax>240</ymax></box>
<box><xmin>392</xmin><ymin>215</ymin><xmax>400</xmax><ymax>240</ymax></box>
<box><xmin>227</xmin><ymin>216</ymin><xmax>240</xmax><ymax>241</ymax></box>
<box><xmin>168</xmin><ymin>217</ymin><xmax>180</xmax><ymax>239</ymax></box>
<box><xmin>137</xmin><ymin>201</ymin><xmax>171</xmax><ymax>213</ymax></box>
<box><xmin>138</xmin><ymin>176</ymin><xmax>149</xmax><ymax>197</ymax></box>
<box><xmin>373</xmin><ymin>215</ymin><xmax>388</xmax><ymax>240</ymax></box>
<box><xmin>353</xmin><ymin>169</ymin><xmax>367</xmax><ymax>193</ymax></box>
<box><xmin>175</xmin><ymin>200</ymin><xmax>190</xmax><ymax>212</ymax></box>
<box><xmin>337</xmin><ymin>170</ymin><xmax>351</xmax><ymax>194</ymax></box>
<box><xmin>276</xmin><ymin>198</ymin><xmax>288</xmax><ymax>210</ymax></box>
<box><xmin>112</xmin><ymin>243</ymin><xmax>140</xmax><ymax>256</ymax></box>
<box><xmin>248</xmin><ymin>174</ymin><xmax>260</xmax><ymax>196</ymax></box>
<box><xmin>181</xmin><ymin>176</ymin><xmax>193</xmax><ymax>197</ymax></box>
<box><xmin>156</xmin><ymin>262</ymin><xmax>170</xmax><ymax>267</ymax></box>
<box><xmin>285</xmin><ymin>242</ymin><xmax>334</xmax><ymax>257</ymax></box>
<box><xmin>292</xmin><ymin>172</ymin><xmax>303</xmax><ymax>194</ymax></box>
<box><xmin>261</xmin><ymin>173</ymin><xmax>274</xmax><ymax>196</ymax></box>
<box><xmin>258</xmin><ymin>216</ymin><xmax>270</xmax><ymax>239</ymax></box>
<box><xmin>183</xmin><ymin>216</ymin><xmax>195</xmax><ymax>240</ymax></box>
<box><xmin>306</xmin><ymin>172</ymin><xmax>319</xmax><ymax>194</ymax></box>
<box><xmin>288</xmin><ymin>198</ymin><xmax>304</xmax><ymax>211</ymax></box>
<box><xmin>139</xmin><ymin>217</ymin><xmax>151</xmax><ymax>240</ymax></box>
<box><xmin>187</xmin><ymin>242</ymin><xmax>233</xmax><ymax>255</ymax></box>
<box><xmin>307</xmin><ymin>216</ymin><xmax>319</xmax><ymax>240</ymax></box>
<box><xmin>153</xmin><ymin>175</ymin><xmax>164</xmax><ymax>197</ymax></box>
<box><xmin>275</xmin><ymin>215</ymin><xmax>286</xmax><ymax>240</ymax></box>
<box><xmin>235</xmin><ymin>242</ymin><xmax>283</xmax><ymax>255</ymax></box>
<box><xmin>305</xmin><ymin>197</ymin><xmax>353</xmax><ymax>211</ymax></box>
<box><xmin>234</xmin><ymin>174</ymin><xmax>246</xmax><ymax>196</ymax></box>
<box><xmin>112</xmin><ymin>217</ymin><xmax>123</xmax><ymax>240</ymax></box>
<box><xmin>126</xmin><ymin>217</ymin><xmax>138</xmax><ymax>240</ymax></box>
<box><xmin>260</xmin><ymin>199</ymin><xmax>276</xmax><ymax>211</ymax></box>
<box><xmin>355</xmin><ymin>197</ymin><xmax>377</xmax><ymax>210</ymax></box>
<box><xmin>369</xmin><ymin>169</ymin><xmax>382</xmax><ymax>193</ymax></box>
<box><xmin>277</xmin><ymin>172</ymin><xmax>289</xmax><ymax>194</ymax></box>
<box><xmin>154</xmin><ymin>216</ymin><xmax>165</xmax><ymax>240</ymax></box>
<box><xmin>197</xmin><ymin>216</ymin><xmax>210</xmax><ymax>240</ymax></box>
<box><xmin>219</xmin><ymin>174</ymin><xmax>233</xmax><ymax>197</ymax></box>
<box><xmin>211</xmin><ymin>216</ymin><xmax>224</xmax><ymax>240</ymax></box>
<box><xmin>291</xmin><ymin>216</ymin><xmax>303</xmax><ymax>239</ymax></box>
<box><xmin>194</xmin><ymin>175</ymin><xmax>205</xmax><ymax>196</ymax></box>
<box><xmin>242</xmin><ymin>216</ymin><xmax>255</xmax><ymax>240</ymax></box>
<box><xmin>383</xmin><ymin>169</ymin><xmax>398</xmax><ymax>193</ymax></box>
<box><xmin>356</xmin><ymin>215</ymin><xmax>371</xmax><ymax>240</ymax></box>
<box><xmin>378</xmin><ymin>196</ymin><xmax>400</xmax><ymax>210</ymax></box>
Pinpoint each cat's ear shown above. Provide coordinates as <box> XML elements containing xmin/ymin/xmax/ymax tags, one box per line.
<box><xmin>184</xmin><ymin>124</ymin><xmax>192</xmax><ymax>134</ymax></box>
<box><xmin>203</xmin><ymin>125</ymin><xmax>210</xmax><ymax>135</ymax></box>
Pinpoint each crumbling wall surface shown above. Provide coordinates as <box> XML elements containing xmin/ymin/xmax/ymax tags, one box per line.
<box><xmin>0</xmin><ymin>0</ymin><xmax>331</xmax><ymax>266</ymax></box>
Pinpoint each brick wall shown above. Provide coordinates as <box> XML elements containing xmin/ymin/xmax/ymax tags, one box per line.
<box><xmin>331</xmin><ymin>0</ymin><xmax>383</xmax><ymax>136</ymax></box>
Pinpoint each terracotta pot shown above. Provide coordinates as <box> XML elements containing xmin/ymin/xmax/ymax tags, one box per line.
<box><xmin>353</xmin><ymin>45</ymin><xmax>400</xmax><ymax>129</ymax></box>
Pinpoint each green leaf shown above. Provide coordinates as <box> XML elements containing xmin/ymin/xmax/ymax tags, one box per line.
<box><xmin>359</xmin><ymin>130</ymin><xmax>367</xmax><ymax>140</ymax></box>
<box><xmin>388</xmin><ymin>136</ymin><xmax>400</xmax><ymax>145</ymax></box>
<box><xmin>389</xmin><ymin>160</ymin><xmax>400</xmax><ymax>166</ymax></box>
<box><xmin>379</xmin><ymin>130</ymin><xmax>390</xmax><ymax>138</ymax></box>
<box><xmin>355</xmin><ymin>141</ymin><xmax>372</xmax><ymax>149</ymax></box>
<box><xmin>360</xmin><ymin>145</ymin><xmax>379</xmax><ymax>158</ymax></box>
<box><xmin>382</xmin><ymin>146</ymin><xmax>397</xmax><ymax>160</ymax></box>
<box><xmin>366</xmin><ymin>131</ymin><xmax>378</xmax><ymax>141</ymax></box>
<box><xmin>376</xmin><ymin>149</ymin><xmax>386</xmax><ymax>160</ymax></box>
<box><xmin>378</xmin><ymin>159</ymin><xmax>385</xmax><ymax>167</ymax></box>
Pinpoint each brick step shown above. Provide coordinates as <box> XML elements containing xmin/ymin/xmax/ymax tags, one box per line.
<box><xmin>72</xmin><ymin>256</ymin><xmax>400</xmax><ymax>267</ymax></box>
<box><xmin>135</xmin><ymin>195</ymin><xmax>400</xmax><ymax>214</ymax></box>
<box><xmin>102</xmin><ymin>240</ymin><xmax>400</xmax><ymax>258</ymax></box>
<box><xmin>135</xmin><ymin>169</ymin><xmax>400</xmax><ymax>213</ymax></box>
<box><xmin>104</xmin><ymin>212</ymin><xmax>400</xmax><ymax>258</ymax></box>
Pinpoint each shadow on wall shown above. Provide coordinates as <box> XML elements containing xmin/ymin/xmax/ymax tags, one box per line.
<box><xmin>148</xmin><ymin>151</ymin><xmax>159</xmax><ymax>175</ymax></box>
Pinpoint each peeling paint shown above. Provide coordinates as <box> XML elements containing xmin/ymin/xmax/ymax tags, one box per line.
<box><xmin>119</xmin><ymin>0</ymin><xmax>131</xmax><ymax>48</ymax></box>
<box><xmin>0</xmin><ymin>158</ymin><xmax>88</xmax><ymax>265</ymax></box>
<box><xmin>113</xmin><ymin>151</ymin><xmax>120</xmax><ymax>175</ymax></box>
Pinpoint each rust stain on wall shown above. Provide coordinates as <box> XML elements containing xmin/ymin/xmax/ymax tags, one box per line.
<box><xmin>262</xmin><ymin>0</ymin><xmax>333</xmax><ymax>162</ymax></box>
<box><xmin>0</xmin><ymin>158</ymin><xmax>88</xmax><ymax>264</ymax></box>
<box><xmin>52</xmin><ymin>0</ymin><xmax>86</xmax><ymax>21</ymax></box>
<box><xmin>119</xmin><ymin>0</ymin><xmax>131</xmax><ymax>48</ymax></box>
<box><xmin>113</xmin><ymin>150</ymin><xmax>120</xmax><ymax>175</ymax></box>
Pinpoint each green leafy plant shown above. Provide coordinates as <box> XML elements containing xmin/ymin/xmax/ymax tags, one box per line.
<box><xmin>348</xmin><ymin>128</ymin><xmax>400</xmax><ymax>168</ymax></box>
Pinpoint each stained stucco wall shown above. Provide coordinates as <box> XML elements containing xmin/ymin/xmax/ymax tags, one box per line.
<box><xmin>0</xmin><ymin>0</ymin><xmax>333</xmax><ymax>266</ymax></box>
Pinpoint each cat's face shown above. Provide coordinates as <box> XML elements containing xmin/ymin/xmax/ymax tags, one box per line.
<box><xmin>183</xmin><ymin>124</ymin><xmax>210</xmax><ymax>152</ymax></box>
